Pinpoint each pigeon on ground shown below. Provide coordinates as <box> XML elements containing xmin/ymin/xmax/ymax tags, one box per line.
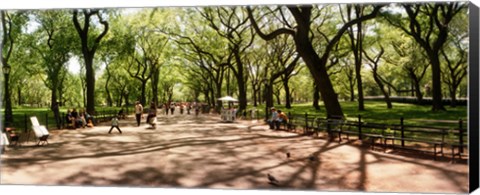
<box><xmin>286</xmin><ymin>152</ymin><xmax>291</xmax><ymax>158</ymax></box>
<box><xmin>267</xmin><ymin>173</ymin><xmax>279</xmax><ymax>185</ymax></box>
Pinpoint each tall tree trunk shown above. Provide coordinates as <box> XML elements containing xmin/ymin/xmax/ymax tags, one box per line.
<box><xmin>151</xmin><ymin>68</ymin><xmax>159</xmax><ymax>106</ymax></box>
<box><xmin>105</xmin><ymin>74</ymin><xmax>112</xmax><ymax>107</ymax></box>
<box><xmin>82</xmin><ymin>80</ymin><xmax>87</xmax><ymax>108</ymax></box>
<box><xmin>430</xmin><ymin>55</ymin><xmax>445</xmax><ymax>111</ymax></box>
<box><xmin>372</xmin><ymin>74</ymin><xmax>392</xmax><ymax>109</ymax></box>
<box><xmin>265</xmin><ymin>82</ymin><xmax>274</xmax><ymax>110</ymax></box>
<box><xmin>353</xmin><ymin>24</ymin><xmax>365</xmax><ymax>110</ymax></box>
<box><xmin>355</xmin><ymin>71</ymin><xmax>364</xmax><ymax>110</ymax></box>
<box><xmin>50</xmin><ymin>83</ymin><xmax>61</xmax><ymax>129</ymax></box>
<box><xmin>58</xmin><ymin>87</ymin><xmax>63</xmax><ymax>107</ymax></box>
<box><xmin>226</xmin><ymin>68</ymin><xmax>231</xmax><ymax>95</ymax></box>
<box><xmin>450</xmin><ymin>88</ymin><xmax>457</xmax><ymax>107</ymax></box>
<box><xmin>283</xmin><ymin>79</ymin><xmax>292</xmax><ymax>109</ymax></box>
<box><xmin>253</xmin><ymin>85</ymin><xmax>258</xmax><ymax>107</ymax></box>
<box><xmin>313</xmin><ymin>84</ymin><xmax>320</xmax><ymax>110</ymax></box>
<box><xmin>124</xmin><ymin>91</ymin><xmax>129</xmax><ymax>107</ymax></box>
<box><xmin>297</xmin><ymin>42</ymin><xmax>342</xmax><ymax>116</ymax></box>
<box><xmin>17</xmin><ymin>87</ymin><xmax>21</xmax><ymax>106</ymax></box>
<box><xmin>364</xmin><ymin>45</ymin><xmax>390</xmax><ymax>109</ymax></box>
<box><xmin>349</xmin><ymin>78</ymin><xmax>355</xmax><ymax>102</ymax></box>
<box><xmin>141</xmin><ymin>81</ymin><xmax>147</xmax><ymax>106</ymax></box>
<box><xmin>73</xmin><ymin>9</ymin><xmax>109</xmax><ymax>115</ymax></box>
<box><xmin>275</xmin><ymin>90</ymin><xmax>281</xmax><ymax>105</ymax></box>
<box><xmin>215</xmin><ymin>83</ymin><xmax>223</xmax><ymax>112</ymax></box>
<box><xmin>411</xmin><ymin>82</ymin><xmax>415</xmax><ymax>97</ymax></box>
<box><xmin>233</xmin><ymin>51</ymin><xmax>248</xmax><ymax>113</ymax></box>
<box><xmin>413</xmin><ymin>78</ymin><xmax>423</xmax><ymax>102</ymax></box>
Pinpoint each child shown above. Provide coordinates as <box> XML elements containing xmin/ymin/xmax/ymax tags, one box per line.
<box><xmin>108</xmin><ymin>117</ymin><xmax>122</xmax><ymax>134</ymax></box>
<box><xmin>86</xmin><ymin>119</ymin><xmax>94</xmax><ymax>128</ymax></box>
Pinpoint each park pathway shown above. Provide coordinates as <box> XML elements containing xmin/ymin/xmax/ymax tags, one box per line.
<box><xmin>0</xmin><ymin>112</ymin><xmax>469</xmax><ymax>193</ymax></box>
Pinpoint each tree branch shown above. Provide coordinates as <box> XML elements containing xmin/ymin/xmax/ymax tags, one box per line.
<box><xmin>246</xmin><ymin>6</ymin><xmax>295</xmax><ymax>41</ymax></box>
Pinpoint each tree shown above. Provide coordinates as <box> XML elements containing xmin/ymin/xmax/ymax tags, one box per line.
<box><xmin>364</xmin><ymin>46</ymin><xmax>392</xmax><ymax>108</ymax></box>
<box><xmin>248</xmin><ymin>4</ymin><xmax>384</xmax><ymax>117</ymax></box>
<box><xmin>169</xmin><ymin>11</ymin><xmax>230</xmax><ymax>111</ymax></box>
<box><xmin>28</xmin><ymin>10</ymin><xmax>74</xmax><ymax>128</ymax></box>
<box><xmin>261</xmin><ymin>34</ymin><xmax>300</xmax><ymax>111</ymax></box>
<box><xmin>389</xmin><ymin>40</ymin><xmax>429</xmax><ymax>102</ymax></box>
<box><xmin>201</xmin><ymin>7</ymin><xmax>255</xmax><ymax>113</ymax></box>
<box><xmin>342</xmin><ymin>5</ymin><xmax>366</xmax><ymax>110</ymax></box>
<box><xmin>1</xmin><ymin>10</ymin><xmax>28</xmax><ymax>125</ymax></box>
<box><xmin>384</xmin><ymin>2</ymin><xmax>467</xmax><ymax>111</ymax></box>
<box><xmin>72</xmin><ymin>9</ymin><xmax>109</xmax><ymax>115</ymax></box>
<box><xmin>441</xmin><ymin>35</ymin><xmax>467</xmax><ymax>107</ymax></box>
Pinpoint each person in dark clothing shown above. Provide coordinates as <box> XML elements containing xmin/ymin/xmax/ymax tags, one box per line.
<box><xmin>117</xmin><ymin>108</ymin><xmax>125</xmax><ymax>119</ymax></box>
<box><xmin>170</xmin><ymin>103</ymin><xmax>175</xmax><ymax>115</ymax></box>
<box><xmin>66</xmin><ymin>109</ymin><xmax>74</xmax><ymax>129</ymax></box>
<box><xmin>135</xmin><ymin>101</ymin><xmax>143</xmax><ymax>126</ymax></box>
<box><xmin>71</xmin><ymin>108</ymin><xmax>82</xmax><ymax>128</ymax></box>
<box><xmin>146</xmin><ymin>102</ymin><xmax>157</xmax><ymax>128</ymax></box>
<box><xmin>164</xmin><ymin>103</ymin><xmax>169</xmax><ymax>115</ymax></box>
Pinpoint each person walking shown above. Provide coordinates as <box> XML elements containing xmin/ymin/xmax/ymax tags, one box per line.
<box><xmin>135</xmin><ymin>101</ymin><xmax>143</xmax><ymax>126</ymax></box>
<box><xmin>170</xmin><ymin>102</ymin><xmax>176</xmax><ymax>115</ymax></box>
<box><xmin>108</xmin><ymin>117</ymin><xmax>122</xmax><ymax>134</ymax></box>
<box><xmin>146</xmin><ymin>101</ymin><xmax>157</xmax><ymax>128</ymax></box>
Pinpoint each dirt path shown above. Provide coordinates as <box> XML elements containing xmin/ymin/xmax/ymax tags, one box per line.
<box><xmin>0</xmin><ymin>113</ymin><xmax>469</xmax><ymax>193</ymax></box>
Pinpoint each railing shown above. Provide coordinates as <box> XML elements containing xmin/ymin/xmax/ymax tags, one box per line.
<box><xmin>4</xmin><ymin>109</ymin><xmax>121</xmax><ymax>133</ymax></box>
<box><xmin>253</xmin><ymin>111</ymin><xmax>468</xmax><ymax>160</ymax></box>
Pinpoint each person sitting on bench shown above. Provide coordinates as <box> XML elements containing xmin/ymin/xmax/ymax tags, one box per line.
<box><xmin>267</xmin><ymin>107</ymin><xmax>278</xmax><ymax>129</ymax></box>
<box><xmin>275</xmin><ymin>110</ymin><xmax>289</xmax><ymax>130</ymax></box>
<box><xmin>66</xmin><ymin>109</ymin><xmax>75</xmax><ymax>129</ymax></box>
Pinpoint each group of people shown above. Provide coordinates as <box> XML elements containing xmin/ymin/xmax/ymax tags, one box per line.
<box><xmin>66</xmin><ymin>108</ymin><xmax>94</xmax><ymax>129</ymax></box>
<box><xmin>134</xmin><ymin>101</ymin><xmax>157</xmax><ymax>128</ymax></box>
<box><xmin>162</xmin><ymin>102</ymin><xmax>200</xmax><ymax>116</ymax></box>
<box><xmin>267</xmin><ymin>107</ymin><xmax>289</xmax><ymax>130</ymax></box>
<box><xmin>102</xmin><ymin>101</ymin><xmax>290</xmax><ymax>134</ymax></box>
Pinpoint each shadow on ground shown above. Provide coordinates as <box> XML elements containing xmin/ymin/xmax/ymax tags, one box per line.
<box><xmin>0</xmin><ymin>113</ymin><xmax>469</xmax><ymax>193</ymax></box>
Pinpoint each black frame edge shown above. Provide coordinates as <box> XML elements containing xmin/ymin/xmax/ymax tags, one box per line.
<box><xmin>469</xmin><ymin>1</ymin><xmax>479</xmax><ymax>193</ymax></box>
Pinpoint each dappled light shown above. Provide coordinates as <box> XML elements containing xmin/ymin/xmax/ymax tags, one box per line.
<box><xmin>1</xmin><ymin>114</ymin><xmax>468</xmax><ymax>193</ymax></box>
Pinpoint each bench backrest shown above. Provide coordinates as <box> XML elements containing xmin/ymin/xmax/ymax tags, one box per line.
<box><xmin>30</xmin><ymin>116</ymin><xmax>40</xmax><ymax>127</ymax></box>
<box><xmin>1</xmin><ymin>132</ymin><xmax>9</xmax><ymax>146</ymax></box>
<box><xmin>30</xmin><ymin>116</ymin><xmax>49</xmax><ymax>138</ymax></box>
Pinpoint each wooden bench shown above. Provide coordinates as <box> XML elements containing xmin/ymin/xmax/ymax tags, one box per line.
<box><xmin>447</xmin><ymin>143</ymin><xmax>467</xmax><ymax>163</ymax></box>
<box><xmin>339</xmin><ymin>121</ymin><xmax>361</xmax><ymax>141</ymax></box>
<box><xmin>284</xmin><ymin>115</ymin><xmax>297</xmax><ymax>131</ymax></box>
<box><xmin>30</xmin><ymin>116</ymin><xmax>50</xmax><ymax>146</ymax></box>
<box><xmin>302</xmin><ymin>115</ymin><xmax>319</xmax><ymax>135</ymax></box>
<box><xmin>5</xmin><ymin>127</ymin><xmax>20</xmax><ymax>146</ymax></box>
<box><xmin>383</xmin><ymin>137</ymin><xmax>444</xmax><ymax>159</ymax></box>
<box><xmin>362</xmin><ymin>133</ymin><xmax>385</xmax><ymax>150</ymax></box>
<box><xmin>310</xmin><ymin>118</ymin><xmax>326</xmax><ymax>137</ymax></box>
<box><xmin>445</xmin><ymin>128</ymin><xmax>468</xmax><ymax>163</ymax></box>
<box><xmin>326</xmin><ymin>116</ymin><xmax>346</xmax><ymax>142</ymax></box>
<box><xmin>381</xmin><ymin>126</ymin><xmax>446</xmax><ymax>160</ymax></box>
